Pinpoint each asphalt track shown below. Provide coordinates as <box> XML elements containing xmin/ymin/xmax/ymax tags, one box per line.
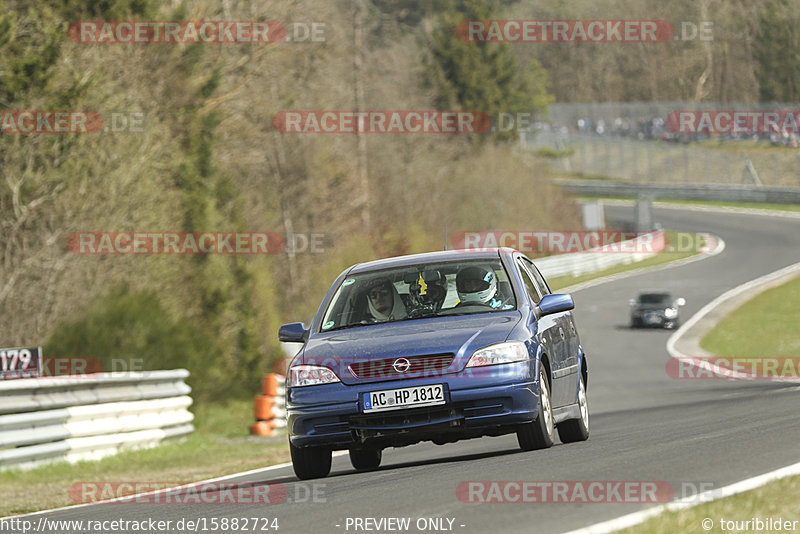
<box><xmin>10</xmin><ymin>205</ymin><xmax>800</xmax><ymax>534</ymax></box>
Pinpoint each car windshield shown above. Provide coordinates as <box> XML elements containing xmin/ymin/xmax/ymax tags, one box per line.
<box><xmin>320</xmin><ymin>259</ymin><xmax>516</xmax><ymax>331</ymax></box>
<box><xmin>638</xmin><ymin>293</ymin><xmax>672</xmax><ymax>305</ymax></box>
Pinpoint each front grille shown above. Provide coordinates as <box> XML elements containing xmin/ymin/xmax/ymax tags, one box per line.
<box><xmin>349</xmin><ymin>353</ymin><xmax>455</xmax><ymax>379</ymax></box>
<box><xmin>349</xmin><ymin>407</ymin><xmax>458</xmax><ymax>429</ymax></box>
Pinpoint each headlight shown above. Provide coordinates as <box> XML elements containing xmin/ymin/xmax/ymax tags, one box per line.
<box><xmin>466</xmin><ymin>342</ymin><xmax>529</xmax><ymax>368</ymax></box>
<box><xmin>664</xmin><ymin>308</ymin><xmax>678</xmax><ymax>319</ymax></box>
<box><xmin>288</xmin><ymin>365</ymin><xmax>341</xmax><ymax>387</ymax></box>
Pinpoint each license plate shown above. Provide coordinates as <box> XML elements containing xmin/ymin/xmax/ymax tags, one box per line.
<box><xmin>362</xmin><ymin>384</ymin><xmax>445</xmax><ymax>413</ymax></box>
<box><xmin>645</xmin><ymin>314</ymin><xmax>660</xmax><ymax>324</ymax></box>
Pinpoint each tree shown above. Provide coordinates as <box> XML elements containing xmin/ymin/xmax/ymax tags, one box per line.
<box><xmin>754</xmin><ymin>0</ymin><xmax>800</xmax><ymax>102</ymax></box>
<box><xmin>425</xmin><ymin>0</ymin><xmax>553</xmax><ymax>141</ymax></box>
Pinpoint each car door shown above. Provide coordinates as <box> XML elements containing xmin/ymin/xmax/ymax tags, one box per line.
<box><xmin>526</xmin><ymin>259</ymin><xmax>580</xmax><ymax>369</ymax></box>
<box><xmin>515</xmin><ymin>257</ymin><xmax>569</xmax><ymax>408</ymax></box>
<box><xmin>520</xmin><ymin>258</ymin><xmax>577</xmax><ymax>408</ymax></box>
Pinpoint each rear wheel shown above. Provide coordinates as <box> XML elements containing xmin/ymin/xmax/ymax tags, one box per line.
<box><xmin>349</xmin><ymin>448</ymin><xmax>382</xmax><ymax>471</ymax></box>
<box><xmin>289</xmin><ymin>441</ymin><xmax>332</xmax><ymax>480</ymax></box>
<box><xmin>517</xmin><ymin>364</ymin><xmax>554</xmax><ymax>451</ymax></box>
<box><xmin>557</xmin><ymin>373</ymin><xmax>590</xmax><ymax>443</ymax></box>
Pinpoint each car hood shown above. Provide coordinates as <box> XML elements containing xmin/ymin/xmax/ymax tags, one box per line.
<box><xmin>299</xmin><ymin>312</ymin><xmax>522</xmax><ymax>385</ymax></box>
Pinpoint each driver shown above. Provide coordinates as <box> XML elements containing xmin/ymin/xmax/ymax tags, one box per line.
<box><xmin>365</xmin><ymin>278</ymin><xmax>408</xmax><ymax>322</ymax></box>
<box><xmin>408</xmin><ymin>272</ymin><xmax>447</xmax><ymax>315</ymax></box>
<box><xmin>456</xmin><ymin>265</ymin><xmax>502</xmax><ymax>308</ymax></box>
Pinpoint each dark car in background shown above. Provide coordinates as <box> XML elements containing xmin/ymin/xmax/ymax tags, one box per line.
<box><xmin>629</xmin><ymin>291</ymin><xmax>686</xmax><ymax>329</ymax></box>
<box><xmin>279</xmin><ymin>248</ymin><xmax>589</xmax><ymax>479</ymax></box>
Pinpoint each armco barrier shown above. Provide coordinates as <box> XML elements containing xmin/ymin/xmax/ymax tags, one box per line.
<box><xmin>250</xmin><ymin>373</ymin><xmax>286</xmax><ymax>436</ymax></box>
<box><xmin>533</xmin><ymin>231</ymin><xmax>662</xmax><ymax>279</ymax></box>
<box><xmin>555</xmin><ymin>179</ymin><xmax>800</xmax><ymax>204</ymax></box>
<box><xmin>0</xmin><ymin>370</ymin><xmax>194</xmax><ymax>470</ymax></box>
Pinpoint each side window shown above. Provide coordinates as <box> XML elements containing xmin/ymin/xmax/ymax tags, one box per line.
<box><xmin>523</xmin><ymin>258</ymin><xmax>551</xmax><ymax>296</ymax></box>
<box><xmin>516</xmin><ymin>259</ymin><xmax>543</xmax><ymax>304</ymax></box>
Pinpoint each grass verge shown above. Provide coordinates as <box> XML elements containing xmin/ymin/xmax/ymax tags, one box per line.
<box><xmin>700</xmin><ymin>274</ymin><xmax>800</xmax><ymax>358</ymax></box>
<box><xmin>617</xmin><ymin>474</ymin><xmax>800</xmax><ymax>534</ymax></box>
<box><xmin>0</xmin><ymin>399</ymin><xmax>290</xmax><ymax>517</ymax></box>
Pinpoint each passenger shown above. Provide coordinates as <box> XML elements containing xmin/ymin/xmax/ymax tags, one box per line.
<box><xmin>366</xmin><ymin>279</ymin><xmax>408</xmax><ymax>322</ymax></box>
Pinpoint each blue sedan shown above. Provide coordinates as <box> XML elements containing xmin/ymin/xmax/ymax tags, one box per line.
<box><xmin>279</xmin><ymin>247</ymin><xmax>589</xmax><ymax>479</ymax></box>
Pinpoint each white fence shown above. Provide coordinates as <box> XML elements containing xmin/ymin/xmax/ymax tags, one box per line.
<box><xmin>0</xmin><ymin>370</ymin><xmax>194</xmax><ymax>470</ymax></box>
<box><xmin>534</xmin><ymin>231</ymin><xmax>662</xmax><ymax>279</ymax></box>
<box><xmin>556</xmin><ymin>179</ymin><xmax>800</xmax><ymax>204</ymax></box>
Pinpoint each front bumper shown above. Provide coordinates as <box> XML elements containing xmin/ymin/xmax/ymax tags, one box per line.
<box><xmin>288</xmin><ymin>366</ymin><xmax>539</xmax><ymax>449</ymax></box>
<box><xmin>632</xmin><ymin>311</ymin><xmax>672</xmax><ymax>326</ymax></box>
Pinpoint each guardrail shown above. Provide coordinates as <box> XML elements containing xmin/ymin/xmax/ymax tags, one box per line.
<box><xmin>533</xmin><ymin>231</ymin><xmax>663</xmax><ymax>279</ymax></box>
<box><xmin>555</xmin><ymin>179</ymin><xmax>800</xmax><ymax>204</ymax></box>
<box><xmin>0</xmin><ymin>370</ymin><xmax>194</xmax><ymax>471</ymax></box>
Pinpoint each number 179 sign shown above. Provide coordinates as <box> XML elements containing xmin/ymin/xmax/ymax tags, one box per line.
<box><xmin>0</xmin><ymin>347</ymin><xmax>42</xmax><ymax>379</ymax></box>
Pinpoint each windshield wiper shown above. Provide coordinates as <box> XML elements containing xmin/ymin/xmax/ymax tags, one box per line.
<box><xmin>323</xmin><ymin>323</ymin><xmax>368</xmax><ymax>332</ymax></box>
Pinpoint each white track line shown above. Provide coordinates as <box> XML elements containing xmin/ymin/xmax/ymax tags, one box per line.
<box><xmin>560</xmin><ymin>460</ymin><xmax>800</xmax><ymax>534</ymax></box>
<box><xmin>666</xmin><ymin>260</ymin><xmax>800</xmax><ymax>382</ymax></box>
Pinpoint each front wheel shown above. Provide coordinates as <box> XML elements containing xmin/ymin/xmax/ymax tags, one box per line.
<box><xmin>517</xmin><ymin>364</ymin><xmax>554</xmax><ymax>451</ymax></box>
<box><xmin>557</xmin><ymin>373</ymin><xmax>589</xmax><ymax>443</ymax></box>
<box><xmin>349</xmin><ymin>448</ymin><xmax>382</xmax><ymax>471</ymax></box>
<box><xmin>290</xmin><ymin>441</ymin><xmax>332</xmax><ymax>480</ymax></box>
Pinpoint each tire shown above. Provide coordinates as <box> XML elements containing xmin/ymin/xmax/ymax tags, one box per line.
<box><xmin>289</xmin><ymin>441</ymin><xmax>332</xmax><ymax>480</ymax></box>
<box><xmin>517</xmin><ymin>363</ymin><xmax>554</xmax><ymax>451</ymax></box>
<box><xmin>557</xmin><ymin>372</ymin><xmax>590</xmax><ymax>443</ymax></box>
<box><xmin>349</xmin><ymin>448</ymin><xmax>382</xmax><ymax>471</ymax></box>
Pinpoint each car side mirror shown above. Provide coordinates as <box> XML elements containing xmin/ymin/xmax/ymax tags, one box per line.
<box><xmin>279</xmin><ymin>322</ymin><xmax>308</xmax><ymax>343</ymax></box>
<box><xmin>538</xmin><ymin>294</ymin><xmax>574</xmax><ymax>316</ymax></box>
<box><xmin>675</xmin><ymin>297</ymin><xmax>686</xmax><ymax>307</ymax></box>
<box><xmin>628</xmin><ymin>298</ymin><xmax>636</xmax><ymax>307</ymax></box>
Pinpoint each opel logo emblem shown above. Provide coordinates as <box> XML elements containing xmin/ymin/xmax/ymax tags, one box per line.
<box><xmin>393</xmin><ymin>358</ymin><xmax>411</xmax><ymax>373</ymax></box>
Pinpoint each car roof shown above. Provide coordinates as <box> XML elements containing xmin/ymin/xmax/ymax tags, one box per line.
<box><xmin>347</xmin><ymin>247</ymin><xmax>516</xmax><ymax>274</ymax></box>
